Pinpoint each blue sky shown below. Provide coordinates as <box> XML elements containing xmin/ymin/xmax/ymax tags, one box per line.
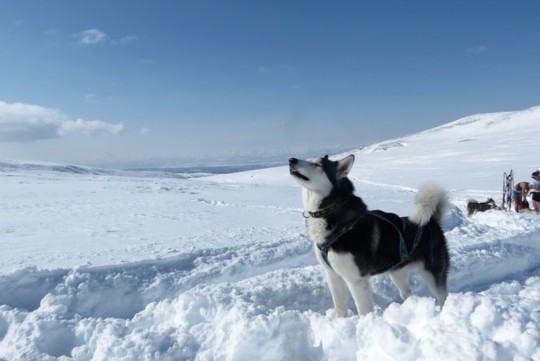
<box><xmin>0</xmin><ymin>0</ymin><xmax>539</xmax><ymax>167</ymax></box>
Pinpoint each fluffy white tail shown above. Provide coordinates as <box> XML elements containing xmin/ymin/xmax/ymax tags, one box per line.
<box><xmin>409</xmin><ymin>184</ymin><xmax>447</xmax><ymax>226</ymax></box>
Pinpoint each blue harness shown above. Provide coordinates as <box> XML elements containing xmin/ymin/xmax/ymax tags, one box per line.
<box><xmin>316</xmin><ymin>210</ymin><xmax>429</xmax><ymax>275</ymax></box>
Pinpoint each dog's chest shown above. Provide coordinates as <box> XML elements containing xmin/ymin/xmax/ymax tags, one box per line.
<box><xmin>306</xmin><ymin>218</ymin><xmax>330</xmax><ymax>244</ymax></box>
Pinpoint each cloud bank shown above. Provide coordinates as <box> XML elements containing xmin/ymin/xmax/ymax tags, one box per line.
<box><xmin>0</xmin><ymin>101</ymin><xmax>123</xmax><ymax>142</ymax></box>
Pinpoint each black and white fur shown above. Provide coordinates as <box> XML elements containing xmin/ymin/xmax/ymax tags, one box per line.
<box><xmin>466</xmin><ymin>198</ymin><xmax>497</xmax><ymax>217</ymax></box>
<box><xmin>289</xmin><ymin>154</ymin><xmax>450</xmax><ymax>317</ymax></box>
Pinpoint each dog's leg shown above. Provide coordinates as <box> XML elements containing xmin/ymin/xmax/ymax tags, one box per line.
<box><xmin>324</xmin><ymin>268</ymin><xmax>348</xmax><ymax>318</ymax></box>
<box><xmin>331</xmin><ymin>253</ymin><xmax>374</xmax><ymax>315</ymax></box>
<box><xmin>346</xmin><ymin>277</ymin><xmax>374</xmax><ymax>315</ymax></box>
<box><xmin>389</xmin><ymin>265</ymin><xmax>413</xmax><ymax>301</ymax></box>
<box><xmin>417</xmin><ymin>265</ymin><xmax>447</xmax><ymax>307</ymax></box>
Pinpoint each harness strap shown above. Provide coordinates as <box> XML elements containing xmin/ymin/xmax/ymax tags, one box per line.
<box><xmin>370</xmin><ymin>217</ymin><xmax>425</xmax><ymax>275</ymax></box>
<box><xmin>317</xmin><ymin>210</ymin><xmax>427</xmax><ymax>272</ymax></box>
<box><xmin>317</xmin><ymin>214</ymin><xmax>363</xmax><ymax>267</ymax></box>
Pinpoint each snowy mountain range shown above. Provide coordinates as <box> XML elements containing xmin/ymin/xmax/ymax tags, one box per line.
<box><xmin>1</xmin><ymin>105</ymin><xmax>539</xmax><ymax>361</ymax></box>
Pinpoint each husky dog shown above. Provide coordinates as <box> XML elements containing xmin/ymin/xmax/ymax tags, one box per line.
<box><xmin>289</xmin><ymin>154</ymin><xmax>449</xmax><ymax>317</ymax></box>
<box><xmin>466</xmin><ymin>198</ymin><xmax>497</xmax><ymax>217</ymax></box>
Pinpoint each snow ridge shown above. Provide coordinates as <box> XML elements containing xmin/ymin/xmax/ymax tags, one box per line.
<box><xmin>1</xmin><ymin>209</ymin><xmax>539</xmax><ymax>360</ymax></box>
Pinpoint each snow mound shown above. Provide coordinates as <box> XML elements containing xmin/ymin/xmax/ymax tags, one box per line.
<box><xmin>363</xmin><ymin>141</ymin><xmax>407</xmax><ymax>153</ymax></box>
<box><xmin>1</xmin><ymin>201</ymin><xmax>540</xmax><ymax>360</ymax></box>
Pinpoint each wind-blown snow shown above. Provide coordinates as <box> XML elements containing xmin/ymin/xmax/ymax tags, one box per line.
<box><xmin>1</xmin><ymin>106</ymin><xmax>540</xmax><ymax>360</ymax></box>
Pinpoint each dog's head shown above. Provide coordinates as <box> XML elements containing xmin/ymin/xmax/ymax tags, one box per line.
<box><xmin>486</xmin><ymin>198</ymin><xmax>497</xmax><ymax>208</ymax></box>
<box><xmin>289</xmin><ymin>155</ymin><xmax>355</xmax><ymax>197</ymax></box>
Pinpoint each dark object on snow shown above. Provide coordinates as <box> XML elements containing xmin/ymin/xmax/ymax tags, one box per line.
<box><xmin>467</xmin><ymin>198</ymin><xmax>498</xmax><ymax>217</ymax></box>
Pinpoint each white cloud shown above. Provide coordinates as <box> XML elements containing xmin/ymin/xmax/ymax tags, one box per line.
<box><xmin>82</xmin><ymin>93</ymin><xmax>100</xmax><ymax>104</ymax></box>
<box><xmin>77</xmin><ymin>29</ymin><xmax>108</xmax><ymax>45</ymax></box>
<box><xmin>257</xmin><ymin>66</ymin><xmax>271</xmax><ymax>74</ymax></box>
<box><xmin>0</xmin><ymin>101</ymin><xmax>123</xmax><ymax>142</ymax></box>
<box><xmin>139</xmin><ymin>58</ymin><xmax>155</xmax><ymax>65</ymax></box>
<box><xmin>117</xmin><ymin>35</ymin><xmax>138</xmax><ymax>44</ymax></box>
<box><xmin>468</xmin><ymin>45</ymin><xmax>488</xmax><ymax>54</ymax></box>
<box><xmin>75</xmin><ymin>29</ymin><xmax>138</xmax><ymax>46</ymax></box>
<box><xmin>59</xmin><ymin>119</ymin><xmax>123</xmax><ymax>136</ymax></box>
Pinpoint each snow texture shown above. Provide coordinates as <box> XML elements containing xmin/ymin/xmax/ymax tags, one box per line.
<box><xmin>1</xmin><ymin>106</ymin><xmax>540</xmax><ymax>360</ymax></box>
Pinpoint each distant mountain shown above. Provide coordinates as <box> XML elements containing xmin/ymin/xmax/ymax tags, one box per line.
<box><xmin>343</xmin><ymin>105</ymin><xmax>540</xmax><ymax>191</ymax></box>
<box><xmin>358</xmin><ymin>105</ymin><xmax>540</xmax><ymax>154</ymax></box>
<box><xmin>0</xmin><ymin>160</ymin><xmax>188</xmax><ymax>179</ymax></box>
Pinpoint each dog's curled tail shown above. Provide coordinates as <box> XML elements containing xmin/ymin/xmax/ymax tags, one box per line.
<box><xmin>409</xmin><ymin>183</ymin><xmax>448</xmax><ymax>227</ymax></box>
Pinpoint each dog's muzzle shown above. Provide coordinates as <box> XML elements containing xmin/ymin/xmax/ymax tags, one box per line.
<box><xmin>289</xmin><ymin>158</ymin><xmax>298</xmax><ymax>172</ymax></box>
<box><xmin>289</xmin><ymin>158</ymin><xmax>309</xmax><ymax>181</ymax></box>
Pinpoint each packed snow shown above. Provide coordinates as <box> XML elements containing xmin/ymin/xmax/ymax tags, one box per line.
<box><xmin>1</xmin><ymin>106</ymin><xmax>540</xmax><ymax>361</ymax></box>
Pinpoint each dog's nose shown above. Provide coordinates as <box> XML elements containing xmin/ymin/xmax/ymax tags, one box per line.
<box><xmin>289</xmin><ymin>158</ymin><xmax>298</xmax><ymax>165</ymax></box>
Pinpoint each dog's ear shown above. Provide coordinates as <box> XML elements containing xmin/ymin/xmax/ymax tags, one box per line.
<box><xmin>337</xmin><ymin>155</ymin><xmax>355</xmax><ymax>178</ymax></box>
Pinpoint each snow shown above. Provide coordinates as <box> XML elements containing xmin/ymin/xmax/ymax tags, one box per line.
<box><xmin>1</xmin><ymin>105</ymin><xmax>540</xmax><ymax>360</ymax></box>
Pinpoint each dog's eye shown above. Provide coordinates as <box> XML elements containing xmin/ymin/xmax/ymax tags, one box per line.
<box><xmin>311</xmin><ymin>163</ymin><xmax>322</xmax><ymax>168</ymax></box>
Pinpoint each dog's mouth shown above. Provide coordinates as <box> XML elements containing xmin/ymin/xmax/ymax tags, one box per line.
<box><xmin>289</xmin><ymin>158</ymin><xmax>310</xmax><ymax>181</ymax></box>
<box><xmin>291</xmin><ymin>170</ymin><xmax>309</xmax><ymax>181</ymax></box>
<box><xmin>289</xmin><ymin>165</ymin><xmax>309</xmax><ymax>181</ymax></box>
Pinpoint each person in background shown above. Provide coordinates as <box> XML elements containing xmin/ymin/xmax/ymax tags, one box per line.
<box><xmin>530</xmin><ymin>170</ymin><xmax>540</xmax><ymax>213</ymax></box>
<box><xmin>512</xmin><ymin>181</ymin><xmax>530</xmax><ymax>212</ymax></box>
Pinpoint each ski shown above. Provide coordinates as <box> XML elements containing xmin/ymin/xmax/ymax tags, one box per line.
<box><xmin>502</xmin><ymin>170</ymin><xmax>514</xmax><ymax>211</ymax></box>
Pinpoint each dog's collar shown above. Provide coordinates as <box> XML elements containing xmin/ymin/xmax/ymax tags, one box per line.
<box><xmin>303</xmin><ymin>198</ymin><xmax>349</xmax><ymax>219</ymax></box>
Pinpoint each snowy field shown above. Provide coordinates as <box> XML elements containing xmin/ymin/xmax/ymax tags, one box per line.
<box><xmin>1</xmin><ymin>106</ymin><xmax>540</xmax><ymax>360</ymax></box>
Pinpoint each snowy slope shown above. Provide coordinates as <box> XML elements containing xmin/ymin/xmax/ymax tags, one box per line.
<box><xmin>1</xmin><ymin>106</ymin><xmax>540</xmax><ymax>361</ymax></box>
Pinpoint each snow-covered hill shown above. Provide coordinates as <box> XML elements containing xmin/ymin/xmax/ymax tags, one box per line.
<box><xmin>0</xmin><ymin>160</ymin><xmax>193</xmax><ymax>178</ymax></box>
<box><xmin>1</xmin><ymin>106</ymin><xmax>540</xmax><ymax>360</ymax></box>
